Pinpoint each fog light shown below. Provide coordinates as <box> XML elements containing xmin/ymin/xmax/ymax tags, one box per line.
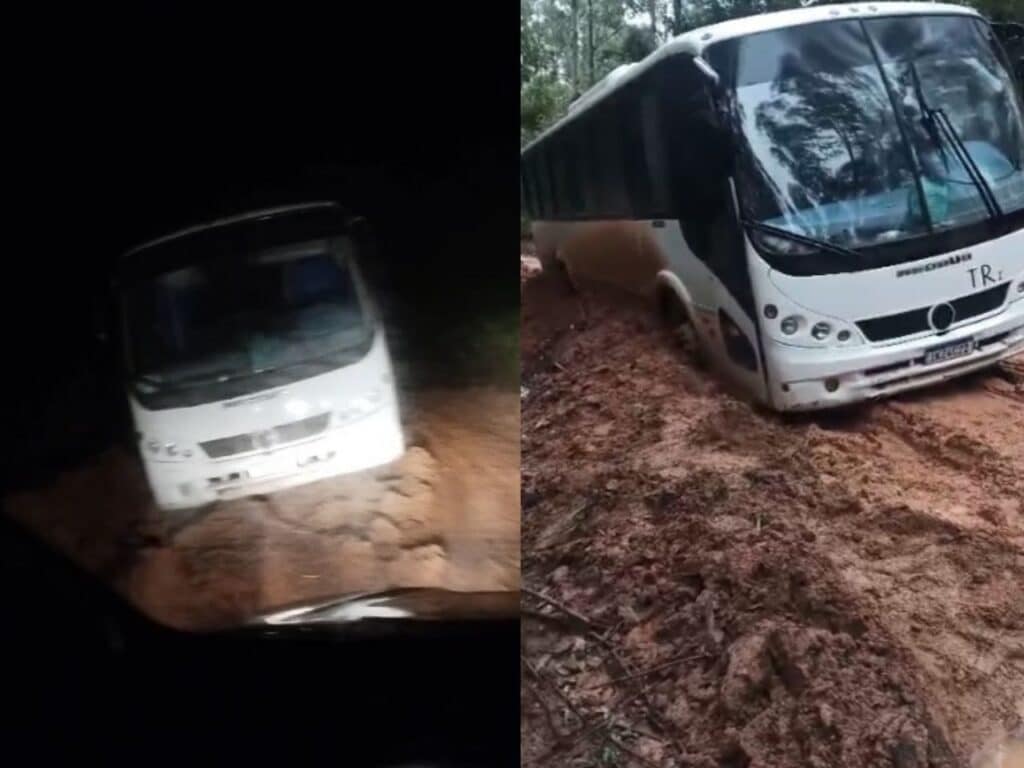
<box><xmin>811</xmin><ymin>322</ymin><xmax>832</xmax><ymax>340</ymax></box>
<box><xmin>825</xmin><ymin>378</ymin><xmax>839</xmax><ymax>392</ymax></box>
<box><xmin>1017</xmin><ymin>281</ymin><xmax>1024</xmax><ymax>294</ymax></box>
<box><xmin>780</xmin><ymin>316</ymin><xmax>801</xmax><ymax>335</ymax></box>
<box><xmin>837</xmin><ymin>329</ymin><xmax>851</xmax><ymax>342</ymax></box>
<box><xmin>764</xmin><ymin>304</ymin><xmax>778</xmax><ymax>319</ymax></box>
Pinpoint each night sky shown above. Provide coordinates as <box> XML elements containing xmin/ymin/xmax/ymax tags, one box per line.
<box><xmin>4</xmin><ymin>4</ymin><xmax>518</xmax><ymax>489</ymax></box>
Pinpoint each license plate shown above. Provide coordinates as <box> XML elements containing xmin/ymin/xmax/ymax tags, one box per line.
<box><xmin>923</xmin><ymin>337</ymin><xmax>975</xmax><ymax>366</ymax></box>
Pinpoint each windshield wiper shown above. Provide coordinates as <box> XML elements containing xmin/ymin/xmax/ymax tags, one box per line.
<box><xmin>137</xmin><ymin>369</ymin><xmax>246</xmax><ymax>389</ymax></box>
<box><xmin>136</xmin><ymin>328</ymin><xmax>375</xmax><ymax>391</ymax></box>
<box><xmin>742</xmin><ymin>219</ymin><xmax>863</xmax><ymax>260</ymax></box>
<box><xmin>253</xmin><ymin>588</ymin><xmax>521</xmax><ymax>626</ymax></box>
<box><xmin>907</xmin><ymin>60</ymin><xmax>1003</xmax><ymax>220</ymax></box>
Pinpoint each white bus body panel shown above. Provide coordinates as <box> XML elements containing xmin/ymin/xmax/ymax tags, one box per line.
<box><xmin>533</xmin><ymin>218</ymin><xmax>1024</xmax><ymax>411</ymax></box>
<box><xmin>531</xmin><ymin>218</ymin><xmax>771</xmax><ymax>405</ymax></box>
<box><xmin>131</xmin><ymin>327</ymin><xmax>405</xmax><ymax>510</ymax></box>
<box><xmin>751</xmin><ymin>228</ymin><xmax>1024</xmax><ymax>410</ymax></box>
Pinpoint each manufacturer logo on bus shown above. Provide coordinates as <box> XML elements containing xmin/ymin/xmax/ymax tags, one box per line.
<box><xmin>896</xmin><ymin>252</ymin><xmax>971</xmax><ymax>278</ymax></box>
<box><xmin>255</xmin><ymin>430</ymin><xmax>279</xmax><ymax>449</ymax></box>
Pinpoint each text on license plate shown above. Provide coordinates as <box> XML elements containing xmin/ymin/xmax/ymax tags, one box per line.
<box><xmin>923</xmin><ymin>338</ymin><xmax>975</xmax><ymax>365</ymax></box>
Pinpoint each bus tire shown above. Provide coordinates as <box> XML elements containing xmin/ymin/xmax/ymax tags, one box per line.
<box><xmin>657</xmin><ymin>288</ymin><xmax>706</xmax><ymax>367</ymax></box>
<box><xmin>541</xmin><ymin>251</ymin><xmax>576</xmax><ymax>292</ymax></box>
<box><xmin>537</xmin><ymin>247</ymin><xmax>560</xmax><ymax>273</ymax></box>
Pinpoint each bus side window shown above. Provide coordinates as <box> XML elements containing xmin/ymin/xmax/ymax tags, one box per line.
<box><xmin>708</xmin><ymin>190</ymin><xmax>757</xmax><ymax>320</ymax></box>
<box><xmin>575</xmin><ymin>124</ymin><xmax>596</xmax><ymax>215</ymax></box>
<box><xmin>529</xmin><ymin>161</ymin><xmax>539</xmax><ymax>219</ymax></box>
<box><xmin>535</xmin><ymin>147</ymin><xmax>552</xmax><ymax>219</ymax></box>
<box><xmin>581</xmin><ymin>115</ymin><xmax>604</xmax><ymax>215</ymax></box>
<box><xmin>543</xmin><ymin>148</ymin><xmax>559</xmax><ymax>218</ymax></box>
<box><xmin>598</xmin><ymin>102</ymin><xmax>626</xmax><ymax>217</ymax></box>
<box><xmin>560</xmin><ymin>128</ymin><xmax>585</xmax><ymax>215</ymax></box>
<box><xmin>621</xmin><ymin>88</ymin><xmax>654</xmax><ymax>217</ymax></box>
<box><xmin>523</xmin><ymin>154</ymin><xmax>536</xmax><ymax>218</ymax></box>
<box><xmin>641</xmin><ymin>80</ymin><xmax>671</xmax><ymax>214</ymax></box>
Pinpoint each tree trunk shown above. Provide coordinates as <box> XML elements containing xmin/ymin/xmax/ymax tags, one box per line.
<box><xmin>647</xmin><ymin>0</ymin><xmax>658</xmax><ymax>42</ymax></box>
<box><xmin>587</xmin><ymin>0</ymin><xmax>595</xmax><ymax>86</ymax></box>
<box><xmin>570</xmin><ymin>0</ymin><xmax>579</xmax><ymax>93</ymax></box>
<box><xmin>672</xmin><ymin>0</ymin><xmax>682</xmax><ymax>35</ymax></box>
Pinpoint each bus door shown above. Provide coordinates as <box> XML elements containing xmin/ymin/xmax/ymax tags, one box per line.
<box><xmin>702</xmin><ymin>181</ymin><xmax>768</xmax><ymax>403</ymax></box>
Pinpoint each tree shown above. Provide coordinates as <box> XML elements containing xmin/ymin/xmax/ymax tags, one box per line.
<box><xmin>622</xmin><ymin>25</ymin><xmax>656</xmax><ymax>62</ymax></box>
<box><xmin>521</xmin><ymin>0</ymin><xmax>1017</xmax><ymax>146</ymax></box>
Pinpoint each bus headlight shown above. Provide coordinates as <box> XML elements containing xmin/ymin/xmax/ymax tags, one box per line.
<box><xmin>780</xmin><ymin>316</ymin><xmax>801</xmax><ymax>335</ymax></box>
<box><xmin>337</xmin><ymin>389</ymin><xmax>385</xmax><ymax>424</ymax></box>
<box><xmin>144</xmin><ymin>440</ymin><xmax>193</xmax><ymax>461</ymax></box>
<box><xmin>1017</xmin><ymin>280</ymin><xmax>1024</xmax><ymax>295</ymax></box>
<box><xmin>811</xmin><ymin>322</ymin><xmax>832</xmax><ymax>340</ymax></box>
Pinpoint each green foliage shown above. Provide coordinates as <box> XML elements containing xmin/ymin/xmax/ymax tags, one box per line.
<box><xmin>520</xmin><ymin>0</ymin><xmax>1012</xmax><ymax>148</ymax></box>
<box><xmin>622</xmin><ymin>25</ymin><xmax>657</xmax><ymax>62</ymax></box>
<box><xmin>957</xmin><ymin>0</ymin><xmax>1023</xmax><ymax>23</ymax></box>
<box><xmin>521</xmin><ymin>75</ymin><xmax>573</xmax><ymax>145</ymax></box>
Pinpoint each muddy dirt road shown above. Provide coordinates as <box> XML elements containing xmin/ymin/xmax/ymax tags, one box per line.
<box><xmin>6</xmin><ymin>386</ymin><xmax>519</xmax><ymax>631</ymax></box>
<box><xmin>520</xmin><ymin>261</ymin><xmax>1024</xmax><ymax>767</ymax></box>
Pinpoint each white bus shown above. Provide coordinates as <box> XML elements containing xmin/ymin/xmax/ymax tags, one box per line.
<box><xmin>115</xmin><ymin>202</ymin><xmax>405</xmax><ymax>510</ymax></box>
<box><xmin>522</xmin><ymin>2</ymin><xmax>1024</xmax><ymax>411</ymax></box>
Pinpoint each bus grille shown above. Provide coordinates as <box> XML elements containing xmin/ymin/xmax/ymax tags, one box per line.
<box><xmin>856</xmin><ymin>282</ymin><xmax>1010</xmax><ymax>342</ymax></box>
<box><xmin>200</xmin><ymin>413</ymin><xmax>331</xmax><ymax>459</ymax></box>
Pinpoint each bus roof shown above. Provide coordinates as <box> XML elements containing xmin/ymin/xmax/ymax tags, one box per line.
<box><xmin>121</xmin><ymin>201</ymin><xmax>346</xmax><ymax>260</ymax></box>
<box><xmin>522</xmin><ymin>2</ymin><xmax>979</xmax><ymax>156</ymax></box>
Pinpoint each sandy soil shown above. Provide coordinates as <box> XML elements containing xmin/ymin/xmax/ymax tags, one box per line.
<box><xmin>520</xmin><ymin>260</ymin><xmax>1024</xmax><ymax>767</ymax></box>
<box><xmin>5</xmin><ymin>387</ymin><xmax>519</xmax><ymax>631</ymax></box>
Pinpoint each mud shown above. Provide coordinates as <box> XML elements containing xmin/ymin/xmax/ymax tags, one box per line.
<box><xmin>521</xmin><ymin>261</ymin><xmax>1024</xmax><ymax>767</ymax></box>
<box><xmin>5</xmin><ymin>387</ymin><xmax>519</xmax><ymax>631</ymax></box>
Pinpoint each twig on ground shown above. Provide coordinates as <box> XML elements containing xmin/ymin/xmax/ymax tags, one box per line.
<box><xmin>567</xmin><ymin>685</ymin><xmax>650</xmax><ymax>753</ymax></box>
<box><xmin>530</xmin><ymin>536</ymin><xmax>589</xmax><ymax>556</ymax></box>
<box><xmin>614</xmin><ymin>721</ymin><xmax>669</xmax><ymax>745</ymax></box>
<box><xmin>581</xmin><ymin>651</ymin><xmax>710</xmax><ymax>691</ymax></box>
<box><xmin>590</xmin><ymin>634</ymin><xmax>680</xmax><ymax>750</ymax></box>
<box><xmin>605</xmin><ymin>732</ymin><xmax>663</xmax><ymax>768</ymax></box>
<box><xmin>522</xmin><ymin>607</ymin><xmax>584</xmax><ymax>631</ymax></box>
<box><xmin>523</xmin><ymin>586</ymin><xmax>606</xmax><ymax>630</ymax></box>
<box><xmin>522</xmin><ymin>654</ymin><xmax>589</xmax><ymax>728</ymax></box>
<box><xmin>533</xmin><ymin>683</ymin><xmax>646</xmax><ymax>765</ymax></box>
<box><xmin>525</xmin><ymin>681</ymin><xmax>563</xmax><ymax>742</ymax></box>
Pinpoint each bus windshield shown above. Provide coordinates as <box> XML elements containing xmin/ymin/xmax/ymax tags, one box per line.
<box><xmin>726</xmin><ymin>15</ymin><xmax>1024</xmax><ymax>257</ymax></box>
<box><xmin>123</xmin><ymin>237</ymin><xmax>373</xmax><ymax>405</ymax></box>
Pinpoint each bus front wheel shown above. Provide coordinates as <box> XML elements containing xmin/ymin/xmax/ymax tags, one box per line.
<box><xmin>657</xmin><ymin>289</ymin><xmax>706</xmax><ymax>367</ymax></box>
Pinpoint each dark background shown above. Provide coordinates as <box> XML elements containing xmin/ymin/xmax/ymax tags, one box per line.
<box><xmin>0</xmin><ymin>6</ymin><xmax>521</xmax><ymax>762</ymax></box>
<box><xmin>4</xmin><ymin>4</ymin><xmax>519</xmax><ymax>488</ymax></box>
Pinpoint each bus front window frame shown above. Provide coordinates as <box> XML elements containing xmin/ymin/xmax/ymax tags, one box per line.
<box><xmin>711</xmin><ymin>14</ymin><xmax>1024</xmax><ymax>278</ymax></box>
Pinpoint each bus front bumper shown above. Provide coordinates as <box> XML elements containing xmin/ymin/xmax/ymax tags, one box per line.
<box><xmin>767</xmin><ymin>301</ymin><xmax>1024</xmax><ymax>412</ymax></box>
<box><xmin>140</xmin><ymin>405</ymin><xmax>406</xmax><ymax>511</ymax></box>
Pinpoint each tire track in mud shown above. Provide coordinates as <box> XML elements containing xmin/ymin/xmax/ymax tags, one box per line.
<box><xmin>521</xmin><ymin>269</ymin><xmax>1024</xmax><ymax>767</ymax></box>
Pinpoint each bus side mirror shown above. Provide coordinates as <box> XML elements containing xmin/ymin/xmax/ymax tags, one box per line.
<box><xmin>693</xmin><ymin>56</ymin><xmax>721</xmax><ymax>90</ymax></box>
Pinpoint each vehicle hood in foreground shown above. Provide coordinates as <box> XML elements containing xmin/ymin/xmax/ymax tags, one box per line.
<box><xmin>252</xmin><ymin>588</ymin><xmax>520</xmax><ymax>626</ymax></box>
